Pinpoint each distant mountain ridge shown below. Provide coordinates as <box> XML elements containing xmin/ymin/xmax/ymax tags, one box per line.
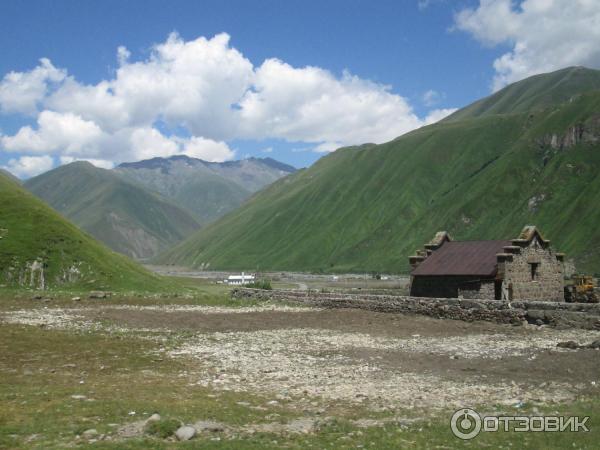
<box><xmin>25</xmin><ymin>162</ymin><xmax>201</xmax><ymax>259</ymax></box>
<box><xmin>114</xmin><ymin>155</ymin><xmax>296</xmax><ymax>222</ymax></box>
<box><xmin>157</xmin><ymin>66</ymin><xmax>600</xmax><ymax>274</ymax></box>
<box><xmin>118</xmin><ymin>155</ymin><xmax>296</xmax><ymax>174</ymax></box>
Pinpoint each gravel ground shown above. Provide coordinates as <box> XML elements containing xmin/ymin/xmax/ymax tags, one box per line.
<box><xmin>3</xmin><ymin>304</ymin><xmax>599</xmax><ymax>412</ymax></box>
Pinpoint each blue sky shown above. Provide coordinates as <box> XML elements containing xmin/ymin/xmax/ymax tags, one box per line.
<box><xmin>1</xmin><ymin>0</ymin><xmax>599</xmax><ymax>177</ymax></box>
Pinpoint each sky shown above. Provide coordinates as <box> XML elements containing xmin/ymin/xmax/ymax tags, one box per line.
<box><xmin>1</xmin><ymin>0</ymin><xmax>600</xmax><ymax>178</ymax></box>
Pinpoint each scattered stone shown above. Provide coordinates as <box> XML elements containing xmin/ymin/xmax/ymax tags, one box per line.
<box><xmin>557</xmin><ymin>341</ymin><xmax>580</xmax><ymax>349</ymax></box>
<box><xmin>587</xmin><ymin>340</ymin><xmax>600</xmax><ymax>349</ymax></box>
<box><xmin>82</xmin><ymin>429</ymin><xmax>98</xmax><ymax>439</ymax></box>
<box><xmin>175</xmin><ymin>425</ymin><xmax>196</xmax><ymax>441</ymax></box>
<box><xmin>146</xmin><ymin>413</ymin><xmax>161</xmax><ymax>423</ymax></box>
<box><xmin>89</xmin><ymin>291</ymin><xmax>110</xmax><ymax>299</ymax></box>
<box><xmin>71</xmin><ymin>297</ymin><xmax>81</xmax><ymax>301</ymax></box>
<box><xmin>286</xmin><ymin>418</ymin><xmax>316</xmax><ymax>434</ymax></box>
<box><xmin>71</xmin><ymin>395</ymin><xmax>87</xmax><ymax>400</ymax></box>
<box><xmin>117</xmin><ymin>420</ymin><xmax>147</xmax><ymax>438</ymax></box>
<box><xmin>193</xmin><ymin>420</ymin><xmax>226</xmax><ymax>433</ymax></box>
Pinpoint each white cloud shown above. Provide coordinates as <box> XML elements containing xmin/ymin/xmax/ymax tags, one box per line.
<box><xmin>261</xmin><ymin>147</ymin><xmax>273</xmax><ymax>153</ymax></box>
<box><xmin>313</xmin><ymin>142</ymin><xmax>343</xmax><ymax>153</ymax></box>
<box><xmin>0</xmin><ymin>58</ymin><xmax>66</xmax><ymax>115</ymax></box>
<box><xmin>182</xmin><ymin>136</ymin><xmax>235</xmax><ymax>161</ymax></box>
<box><xmin>422</xmin><ymin>89</ymin><xmax>443</xmax><ymax>107</ymax></box>
<box><xmin>1</xmin><ymin>32</ymin><xmax>454</xmax><ymax>164</ymax></box>
<box><xmin>2</xmin><ymin>155</ymin><xmax>54</xmax><ymax>178</ymax></box>
<box><xmin>423</xmin><ymin>108</ymin><xmax>458</xmax><ymax>125</ymax></box>
<box><xmin>129</xmin><ymin>127</ymin><xmax>179</xmax><ymax>160</ymax></box>
<box><xmin>59</xmin><ymin>156</ymin><xmax>115</xmax><ymax>169</ymax></box>
<box><xmin>455</xmin><ymin>0</ymin><xmax>600</xmax><ymax>90</ymax></box>
<box><xmin>1</xmin><ymin>110</ymin><xmax>104</xmax><ymax>154</ymax></box>
<box><xmin>238</xmin><ymin>60</ymin><xmax>424</xmax><ymax>145</ymax></box>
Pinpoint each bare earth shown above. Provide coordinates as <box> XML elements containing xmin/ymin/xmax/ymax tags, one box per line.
<box><xmin>3</xmin><ymin>303</ymin><xmax>600</xmax><ymax>413</ymax></box>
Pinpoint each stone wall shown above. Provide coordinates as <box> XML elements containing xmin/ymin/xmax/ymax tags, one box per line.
<box><xmin>458</xmin><ymin>280</ymin><xmax>496</xmax><ymax>299</ymax></box>
<box><xmin>232</xmin><ymin>288</ymin><xmax>600</xmax><ymax>330</ymax></box>
<box><xmin>501</xmin><ymin>238</ymin><xmax>564</xmax><ymax>302</ymax></box>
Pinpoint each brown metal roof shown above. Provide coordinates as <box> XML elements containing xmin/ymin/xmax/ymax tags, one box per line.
<box><xmin>411</xmin><ymin>240</ymin><xmax>512</xmax><ymax>277</ymax></box>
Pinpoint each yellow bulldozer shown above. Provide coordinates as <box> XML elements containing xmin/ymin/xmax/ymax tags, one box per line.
<box><xmin>565</xmin><ymin>275</ymin><xmax>599</xmax><ymax>303</ymax></box>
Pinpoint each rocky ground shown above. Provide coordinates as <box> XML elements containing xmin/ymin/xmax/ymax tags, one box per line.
<box><xmin>3</xmin><ymin>302</ymin><xmax>599</xmax><ymax>413</ymax></box>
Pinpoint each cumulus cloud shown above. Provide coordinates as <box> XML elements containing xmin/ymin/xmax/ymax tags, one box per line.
<box><xmin>1</xmin><ymin>155</ymin><xmax>54</xmax><ymax>178</ymax></box>
<box><xmin>423</xmin><ymin>108</ymin><xmax>458</xmax><ymax>125</ymax></box>
<box><xmin>1</xmin><ymin>110</ymin><xmax>104</xmax><ymax>154</ymax></box>
<box><xmin>1</xmin><ymin>32</ymin><xmax>451</xmax><ymax>164</ymax></box>
<box><xmin>59</xmin><ymin>156</ymin><xmax>115</xmax><ymax>170</ymax></box>
<box><xmin>455</xmin><ymin>0</ymin><xmax>600</xmax><ymax>90</ymax></box>
<box><xmin>422</xmin><ymin>89</ymin><xmax>443</xmax><ymax>107</ymax></box>
<box><xmin>0</xmin><ymin>58</ymin><xmax>66</xmax><ymax>115</ymax></box>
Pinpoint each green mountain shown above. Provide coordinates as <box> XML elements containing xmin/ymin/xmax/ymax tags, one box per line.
<box><xmin>445</xmin><ymin>66</ymin><xmax>600</xmax><ymax>121</ymax></box>
<box><xmin>157</xmin><ymin>66</ymin><xmax>600</xmax><ymax>274</ymax></box>
<box><xmin>25</xmin><ymin>162</ymin><xmax>201</xmax><ymax>259</ymax></box>
<box><xmin>114</xmin><ymin>155</ymin><xmax>296</xmax><ymax>224</ymax></box>
<box><xmin>0</xmin><ymin>171</ymin><xmax>168</xmax><ymax>291</ymax></box>
<box><xmin>0</xmin><ymin>168</ymin><xmax>20</xmax><ymax>184</ymax></box>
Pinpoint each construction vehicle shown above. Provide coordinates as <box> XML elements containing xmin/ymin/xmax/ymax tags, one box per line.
<box><xmin>564</xmin><ymin>275</ymin><xmax>599</xmax><ymax>303</ymax></box>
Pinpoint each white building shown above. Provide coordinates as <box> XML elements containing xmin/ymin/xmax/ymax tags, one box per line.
<box><xmin>225</xmin><ymin>272</ymin><xmax>255</xmax><ymax>285</ymax></box>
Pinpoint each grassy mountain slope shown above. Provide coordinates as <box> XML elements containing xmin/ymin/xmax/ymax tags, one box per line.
<box><xmin>25</xmin><ymin>162</ymin><xmax>200</xmax><ymax>259</ymax></box>
<box><xmin>0</xmin><ymin>171</ymin><xmax>169</xmax><ymax>291</ymax></box>
<box><xmin>114</xmin><ymin>155</ymin><xmax>295</xmax><ymax>223</ymax></box>
<box><xmin>445</xmin><ymin>66</ymin><xmax>600</xmax><ymax>121</ymax></box>
<box><xmin>158</xmin><ymin>67</ymin><xmax>600</xmax><ymax>274</ymax></box>
<box><xmin>0</xmin><ymin>169</ymin><xmax>20</xmax><ymax>184</ymax></box>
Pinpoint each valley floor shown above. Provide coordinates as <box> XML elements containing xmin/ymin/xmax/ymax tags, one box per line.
<box><xmin>1</xmin><ymin>287</ymin><xmax>599</xmax><ymax>449</ymax></box>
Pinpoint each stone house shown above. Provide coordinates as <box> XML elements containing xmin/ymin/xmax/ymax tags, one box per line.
<box><xmin>409</xmin><ymin>226</ymin><xmax>565</xmax><ymax>301</ymax></box>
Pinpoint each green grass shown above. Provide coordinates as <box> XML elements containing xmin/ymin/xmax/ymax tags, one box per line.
<box><xmin>144</xmin><ymin>419</ymin><xmax>182</xmax><ymax>439</ymax></box>
<box><xmin>157</xmin><ymin>67</ymin><xmax>600</xmax><ymax>275</ymax></box>
<box><xmin>0</xmin><ymin>173</ymin><xmax>178</xmax><ymax>292</ymax></box>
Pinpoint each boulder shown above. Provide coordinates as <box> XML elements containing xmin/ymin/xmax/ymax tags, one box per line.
<box><xmin>557</xmin><ymin>341</ymin><xmax>580</xmax><ymax>349</ymax></box>
<box><xmin>175</xmin><ymin>426</ymin><xmax>196</xmax><ymax>441</ymax></box>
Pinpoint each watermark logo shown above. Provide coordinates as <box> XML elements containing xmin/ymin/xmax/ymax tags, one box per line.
<box><xmin>450</xmin><ymin>408</ymin><xmax>482</xmax><ymax>440</ymax></box>
<box><xmin>450</xmin><ymin>408</ymin><xmax>590</xmax><ymax>440</ymax></box>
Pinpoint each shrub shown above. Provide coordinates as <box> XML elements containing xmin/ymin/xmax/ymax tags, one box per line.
<box><xmin>144</xmin><ymin>418</ymin><xmax>181</xmax><ymax>438</ymax></box>
<box><xmin>246</xmin><ymin>279</ymin><xmax>272</xmax><ymax>290</ymax></box>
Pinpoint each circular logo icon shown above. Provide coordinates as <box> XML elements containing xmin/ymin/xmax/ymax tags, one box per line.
<box><xmin>450</xmin><ymin>408</ymin><xmax>482</xmax><ymax>440</ymax></box>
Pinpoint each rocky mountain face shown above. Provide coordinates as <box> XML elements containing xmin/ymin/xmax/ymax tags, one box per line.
<box><xmin>157</xmin><ymin>67</ymin><xmax>600</xmax><ymax>274</ymax></box>
<box><xmin>114</xmin><ymin>156</ymin><xmax>296</xmax><ymax>223</ymax></box>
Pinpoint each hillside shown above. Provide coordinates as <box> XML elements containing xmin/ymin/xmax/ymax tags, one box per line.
<box><xmin>445</xmin><ymin>66</ymin><xmax>600</xmax><ymax>121</ymax></box>
<box><xmin>0</xmin><ymin>168</ymin><xmax>20</xmax><ymax>184</ymax></box>
<box><xmin>158</xmin><ymin>67</ymin><xmax>600</xmax><ymax>274</ymax></box>
<box><xmin>0</xmin><ymin>171</ymin><xmax>168</xmax><ymax>290</ymax></box>
<box><xmin>115</xmin><ymin>155</ymin><xmax>296</xmax><ymax>223</ymax></box>
<box><xmin>25</xmin><ymin>162</ymin><xmax>200</xmax><ymax>259</ymax></box>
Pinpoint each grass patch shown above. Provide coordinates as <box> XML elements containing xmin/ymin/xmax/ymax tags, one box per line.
<box><xmin>144</xmin><ymin>419</ymin><xmax>181</xmax><ymax>439</ymax></box>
